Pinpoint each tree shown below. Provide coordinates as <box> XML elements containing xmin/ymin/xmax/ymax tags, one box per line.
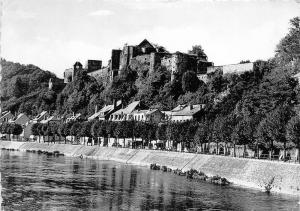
<box><xmin>106</xmin><ymin>121</ymin><xmax>117</xmax><ymax>138</ymax></box>
<box><xmin>166</xmin><ymin>122</ymin><xmax>179</xmax><ymax>150</ymax></box>
<box><xmin>276</xmin><ymin>17</ymin><xmax>300</xmax><ymax>63</ymax></box>
<box><xmin>37</xmin><ymin>123</ymin><xmax>44</xmax><ymax>143</ymax></box>
<box><xmin>10</xmin><ymin>123</ymin><xmax>23</xmax><ymax>140</ymax></box>
<box><xmin>31</xmin><ymin>123</ymin><xmax>40</xmax><ymax>142</ymax></box>
<box><xmin>70</xmin><ymin>122</ymin><xmax>82</xmax><ymax>144</ymax></box>
<box><xmin>194</xmin><ymin>122</ymin><xmax>209</xmax><ymax>152</ymax></box>
<box><xmin>123</xmin><ymin>121</ymin><xmax>134</xmax><ymax>147</ymax></box>
<box><xmin>13</xmin><ymin>77</ymin><xmax>25</xmax><ymax>98</ymax></box>
<box><xmin>265</xmin><ymin>106</ymin><xmax>293</xmax><ymax>160</ymax></box>
<box><xmin>255</xmin><ymin>118</ymin><xmax>272</xmax><ymax>159</ymax></box>
<box><xmin>63</xmin><ymin>121</ymin><xmax>74</xmax><ymax>143</ymax></box>
<box><xmin>182</xmin><ymin>71</ymin><xmax>200</xmax><ymax>93</ymax></box>
<box><xmin>156</xmin><ymin>123</ymin><xmax>167</xmax><ymax>149</ymax></box>
<box><xmin>80</xmin><ymin>121</ymin><xmax>93</xmax><ymax>145</ymax></box>
<box><xmin>41</xmin><ymin>124</ymin><xmax>49</xmax><ymax>143</ymax></box>
<box><xmin>108</xmin><ymin>68</ymin><xmax>137</xmax><ymax>104</ymax></box>
<box><xmin>188</xmin><ymin>45</ymin><xmax>207</xmax><ymax>60</ymax></box>
<box><xmin>232</xmin><ymin>117</ymin><xmax>254</xmax><ymax>157</ymax></box>
<box><xmin>134</xmin><ymin>122</ymin><xmax>145</xmax><ymax>148</ymax></box>
<box><xmin>147</xmin><ymin>123</ymin><xmax>157</xmax><ymax>149</ymax></box>
<box><xmin>58</xmin><ymin>122</ymin><xmax>67</xmax><ymax>144</ymax></box>
<box><xmin>49</xmin><ymin>122</ymin><xmax>59</xmax><ymax>143</ymax></box>
<box><xmin>286</xmin><ymin>115</ymin><xmax>300</xmax><ymax>163</ymax></box>
<box><xmin>114</xmin><ymin>122</ymin><xmax>124</xmax><ymax>147</ymax></box>
<box><xmin>211</xmin><ymin>116</ymin><xmax>227</xmax><ymax>155</ymax></box>
<box><xmin>91</xmin><ymin>120</ymin><xmax>104</xmax><ymax>145</ymax></box>
<box><xmin>240</xmin><ymin>60</ymin><xmax>250</xmax><ymax>64</ymax></box>
<box><xmin>156</xmin><ymin>123</ymin><xmax>167</xmax><ymax>141</ymax></box>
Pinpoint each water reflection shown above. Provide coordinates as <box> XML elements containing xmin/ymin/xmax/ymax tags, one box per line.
<box><xmin>1</xmin><ymin>150</ymin><xmax>299</xmax><ymax>211</ymax></box>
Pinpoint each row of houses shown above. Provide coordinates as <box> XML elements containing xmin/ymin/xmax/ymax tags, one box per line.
<box><xmin>0</xmin><ymin>109</ymin><xmax>84</xmax><ymax>141</ymax></box>
<box><xmin>87</xmin><ymin>100</ymin><xmax>205</xmax><ymax>124</ymax></box>
<box><xmin>0</xmin><ymin>101</ymin><xmax>205</xmax><ymax>142</ymax></box>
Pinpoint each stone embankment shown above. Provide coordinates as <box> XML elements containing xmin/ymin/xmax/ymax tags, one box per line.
<box><xmin>1</xmin><ymin>141</ymin><xmax>300</xmax><ymax>196</ymax></box>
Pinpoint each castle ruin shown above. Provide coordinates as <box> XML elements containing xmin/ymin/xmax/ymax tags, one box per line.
<box><xmin>63</xmin><ymin>39</ymin><xmax>254</xmax><ymax>84</ymax></box>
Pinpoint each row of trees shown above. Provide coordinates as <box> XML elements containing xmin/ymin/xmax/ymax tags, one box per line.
<box><xmin>0</xmin><ymin>122</ymin><xmax>23</xmax><ymax>141</ymax></box>
<box><xmin>31</xmin><ymin>120</ymin><xmax>198</xmax><ymax>150</ymax></box>
<box><xmin>30</xmin><ymin>116</ymin><xmax>300</xmax><ymax>162</ymax></box>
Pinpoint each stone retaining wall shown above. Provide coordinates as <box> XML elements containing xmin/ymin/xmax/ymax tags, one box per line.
<box><xmin>1</xmin><ymin>141</ymin><xmax>299</xmax><ymax>195</ymax></box>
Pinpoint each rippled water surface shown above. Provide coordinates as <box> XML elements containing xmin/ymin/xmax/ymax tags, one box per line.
<box><xmin>0</xmin><ymin>149</ymin><xmax>299</xmax><ymax>211</ymax></box>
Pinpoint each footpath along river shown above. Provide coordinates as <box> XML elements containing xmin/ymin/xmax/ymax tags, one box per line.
<box><xmin>0</xmin><ymin>149</ymin><xmax>299</xmax><ymax>211</ymax></box>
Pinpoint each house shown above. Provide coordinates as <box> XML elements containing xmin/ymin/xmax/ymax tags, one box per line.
<box><xmin>132</xmin><ymin>109</ymin><xmax>163</xmax><ymax>124</ymax></box>
<box><xmin>163</xmin><ymin>104</ymin><xmax>205</xmax><ymax>122</ymax></box>
<box><xmin>40</xmin><ymin>115</ymin><xmax>61</xmax><ymax>124</ymax></box>
<box><xmin>32</xmin><ymin>111</ymin><xmax>49</xmax><ymax>123</ymax></box>
<box><xmin>9</xmin><ymin>113</ymin><xmax>30</xmax><ymax>125</ymax></box>
<box><xmin>0</xmin><ymin>111</ymin><xmax>14</xmax><ymax>124</ymax></box>
<box><xmin>65</xmin><ymin>113</ymin><xmax>83</xmax><ymax>123</ymax></box>
<box><xmin>88</xmin><ymin>100</ymin><xmax>122</xmax><ymax>121</ymax></box>
<box><xmin>162</xmin><ymin>105</ymin><xmax>186</xmax><ymax>122</ymax></box>
<box><xmin>110</xmin><ymin>101</ymin><xmax>142</xmax><ymax>121</ymax></box>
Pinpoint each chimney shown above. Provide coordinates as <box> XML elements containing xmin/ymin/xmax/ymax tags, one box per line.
<box><xmin>95</xmin><ymin>105</ymin><xmax>98</xmax><ymax>113</ymax></box>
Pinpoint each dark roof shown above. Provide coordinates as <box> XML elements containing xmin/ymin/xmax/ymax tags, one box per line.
<box><xmin>74</xmin><ymin>61</ymin><xmax>83</xmax><ymax>67</ymax></box>
<box><xmin>113</xmin><ymin>101</ymin><xmax>140</xmax><ymax>115</ymax></box>
<box><xmin>138</xmin><ymin>39</ymin><xmax>155</xmax><ymax>49</ymax></box>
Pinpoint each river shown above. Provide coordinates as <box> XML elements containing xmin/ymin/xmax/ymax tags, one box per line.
<box><xmin>0</xmin><ymin>149</ymin><xmax>299</xmax><ymax>211</ymax></box>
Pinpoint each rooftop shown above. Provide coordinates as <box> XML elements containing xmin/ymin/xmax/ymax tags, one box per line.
<box><xmin>113</xmin><ymin>101</ymin><xmax>140</xmax><ymax>115</ymax></box>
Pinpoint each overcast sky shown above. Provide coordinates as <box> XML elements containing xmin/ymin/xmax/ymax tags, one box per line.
<box><xmin>1</xmin><ymin>0</ymin><xmax>300</xmax><ymax>78</ymax></box>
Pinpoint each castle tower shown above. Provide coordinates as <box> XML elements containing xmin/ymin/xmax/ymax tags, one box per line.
<box><xmin>73</xmin><ymin>61</ymin><xmax>83</xmax><ymax>78</ymax></box>
<box><xmin>73</xmin><ymin>61</ymin><xmax>83</xmax><ymax>72</ymax></box>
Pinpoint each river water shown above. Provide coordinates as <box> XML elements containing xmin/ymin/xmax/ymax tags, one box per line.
<box><xmin>0</xmin><ymin>150</ymin><xmax>299</xmax><ymax>211</ymax></box>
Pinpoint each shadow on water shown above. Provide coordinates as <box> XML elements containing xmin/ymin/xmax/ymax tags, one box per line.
<box><xmin>1</xmin><ymin>150</ymin><xmax>299</xmax><ymax>211</ymax></box>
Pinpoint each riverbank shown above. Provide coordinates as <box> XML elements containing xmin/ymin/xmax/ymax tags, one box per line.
<box><xmin>1</xmin><ymin>140</ymin><xmax>300</xmax><ymax>196</ymax></box>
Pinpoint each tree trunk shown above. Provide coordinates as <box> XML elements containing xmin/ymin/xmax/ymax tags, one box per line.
<box><xmin>283</xmin><ymin>142</ymin><xmax>286</xmax><ymax>161</ymax></box>
<box><xmin>256</xmin><ymin>143</ymin><xmax>259</xmax><ymax>159</ymax></box>
<box><xmin>233</xmin><ymin>141</ymin><xmax>236</xmax><ymax>157</ymax></box>
<box><xmin>208</xmin><ymin>142</ymin><xmax>210</xmax><ymax>154</ymax></box>
<box><xmin>298</xmin><ymin>143</ymin><xmax>300</xmax><ymax>164</ymax></box>
<box><xmin>216</xmin><ymin>142</ymin><xmax>219</xmax><ymax>155</ymax></box>
<box><xmin>269</xmin><ymin>140</ymin><xmax>273</xmax><ymax>160</ymax></box>
<box><xmin>243</xmin><ymin>144</ymin><xmax>246</xmax><ymax>158</ymax></box>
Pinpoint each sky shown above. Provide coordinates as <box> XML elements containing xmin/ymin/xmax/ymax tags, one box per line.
<box><xmin>1</xmin><ymin>0</ymin><xmax>300</xmax><ymax>78</ymax></box>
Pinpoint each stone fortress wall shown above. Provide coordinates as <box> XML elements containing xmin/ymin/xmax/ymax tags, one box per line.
<box><xmin>207</xmin><ymin>62</ymin><xmax>254</xmax><ymax>75</ymax></box>
<box><xmin>1</xmin><ymin>140</ymin><xmax>300</xmax><ymax>196</ymax></box>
